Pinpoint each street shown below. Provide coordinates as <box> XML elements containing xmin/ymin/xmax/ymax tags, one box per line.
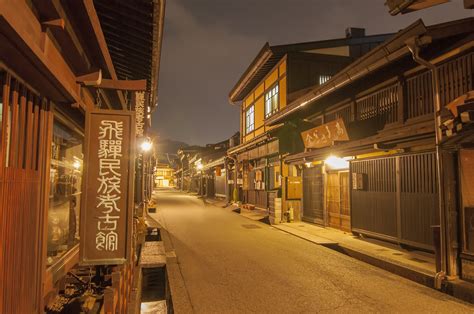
<box><xmin>151</xmin><ymin>189</ymin><xmax>474</xmax><ymax>313</ymax></box>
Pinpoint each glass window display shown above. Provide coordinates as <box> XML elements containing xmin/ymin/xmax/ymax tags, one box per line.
<box><xmin>47</xmin><ymin>118</ymin><xmax>83</xmax><ymax>266</ymax></box>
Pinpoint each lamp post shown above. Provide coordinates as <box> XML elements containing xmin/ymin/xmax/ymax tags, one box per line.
<box><xmin>196</xmin><ymin>162</ymin><xmax>204</xmax><ymax>197</ymax></box>
<box><xmin>139</xmin><ymin>137</ymin><xmax>153</xmax><ymax>205</ymax></box>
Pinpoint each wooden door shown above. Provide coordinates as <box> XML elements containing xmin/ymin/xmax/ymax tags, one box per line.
<box><xmin>327</xmin><ymin>173</ymin><xmax>340</xmax><ymax>229</ymax></box>
<box><xmin>326</xmin><ymin>171</ymin><xmax>351</xmax><ymax>231</ymax></box>
<box><xmin>340</xmin><ymin>172</ymin><xmax>351</xmax><ymax>232</ymax></box>
<box><xmin>302</xmin><ymin>166</ymin><xmax>324</xmax><ymax>224</ymax></box>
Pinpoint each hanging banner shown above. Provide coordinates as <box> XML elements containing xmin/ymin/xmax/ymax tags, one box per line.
<box><xmin>301</xmin><ymin>118</ymin><xmax>349</xmax><ymax>149</ymax></box>
<box><xmin>80</xmin><ymin>110</ymin><xmax>136</xmax><ymax>265</ymax></box>
<box><xmin>132</xmin><ymin>91</ymin><xmax>148</xmax><ymax>137</ymax></box>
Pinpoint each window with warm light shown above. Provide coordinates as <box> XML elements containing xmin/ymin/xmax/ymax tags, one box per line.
<box><xmin>47</xmin><ymin>118</ymin><xmax>83</xmax><ymax>266</ymax></box>
<box><xmin>265</xmin><ymin>84</ymin><xmax>279</xmax><ymax>118</ymax></box>
<box><xmin>245</xmin><ymin>105</ymin><xmax>255</xmax><ymax>134</ymax></box>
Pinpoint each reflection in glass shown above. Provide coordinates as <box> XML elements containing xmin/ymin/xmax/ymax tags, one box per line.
<box><xmin>47</xmin><ymin>119</ymin><xmax>83</xmax><ymax>266</ymax></box>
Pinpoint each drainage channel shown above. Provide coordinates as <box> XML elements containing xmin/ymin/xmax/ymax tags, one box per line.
<box><xmin>140</xmin><ymin>227</ymin><xmax>172</xmax><ymax>314</ymax></box>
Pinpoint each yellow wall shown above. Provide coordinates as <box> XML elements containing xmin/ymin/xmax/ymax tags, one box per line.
<box><xmin>280</xmin><ymin>76</ymin><xmax>287</xmax><ymax>109</ymax></box>
<box><xmin>279</xmin><ymin>60</ymin><xmax>286</xmax><ymax>76</ymax></box>
<box><xmin>245</xmin><ymin>93</ymin><xmax>254</xmax><ymax>108</ymax></box>
<box><xmin>245</xmin><ymin>133</ymin><xmax>255</xmax><ymax>142</ymax></box>
<box><xmin>241</xmin><ymin>57</ymin><xmax>287</xmax><ymax>143</ymax></box>
<box><xmin>265</xmin><ymin>69</ymin><xmax>279</xmax><ymax>89</ymax></box>
<box><xmin>255</xmin><ymin>82</ymin><xmax>264</xmax><ymax>99</ymax></box>
<box><xmin>254</xmin><ymin>97</ymin><xmax>264</xmax><ymax>129</ymax></box>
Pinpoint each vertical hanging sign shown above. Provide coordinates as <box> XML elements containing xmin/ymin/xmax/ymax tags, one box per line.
<box><xmin>132</xmin><ymin>91</ymin><xmax>147</xmax><ymax>138</ymax></box>
<box><xmin>132</xmin><ymin>91</ymin><xmax>148</xmax><ymax>205</ymax></box>
<box><xmin>80</xmin><ymin>109</ymin><xmax>135</xmax><ymax>265</ymax></box>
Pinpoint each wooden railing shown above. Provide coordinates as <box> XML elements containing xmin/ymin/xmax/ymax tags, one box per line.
<box><xmin>438</xmin><ymin>52</ymin><xmax>474</xmax><ymax>107</ymax></box>
<box><xmin>356</xmin><ymin>84</ymin><xmax>399</xmax><ymax>125</ymax></box>
<box><xmin>406</xmin><ymin>70</ymin><xmax>433</xmax><ymax>119</ymax></box>
<box><xmin>318</xmin><ymin>52</ymin><xmax>474</xmax><ymax>129</ymax></box>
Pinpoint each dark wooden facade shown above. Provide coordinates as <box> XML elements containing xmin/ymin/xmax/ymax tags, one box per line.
<box><xmin>228</xmin><ymin>29</ymin><xmax>394</xmax><ymax>217</ymax></box>
<box><xmin>0</xmin><ymin>0</ymin><xmax>164</xmax><ymax>312</ymax></box>
<box><xmin>272</xmin><ymin>18</ymin><xmax>473</xmax><ymax>278</ymax></box>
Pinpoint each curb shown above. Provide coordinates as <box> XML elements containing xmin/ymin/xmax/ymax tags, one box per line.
<box><xmin>230</xmin><ymin>209</ymin><xmax>461</xmax><ymax>301</ymax></box>
<box><xmin>271</xmin><ymin>224</ymin><xmax>435</xmax><ymax>288</ymax></box>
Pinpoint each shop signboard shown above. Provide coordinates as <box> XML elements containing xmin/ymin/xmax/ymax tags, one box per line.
<box><xmin>132</xmin><ymin>91</ymin><xmax>147</xmax><ymax>137</ymax></box>
<box><xmin>301</xmin><ymin>118</ymin><xmax>349</xmax><ymax>149</ymax></box>
<box><xmin>80</xmin><ymin>110</ymin><xmax>135</xmax><ymax>265</ymax></box>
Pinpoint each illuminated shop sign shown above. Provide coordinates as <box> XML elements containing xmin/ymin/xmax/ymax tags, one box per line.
<box><xmin>301</xmin><ymin>118</ymin><xmax>349</xmax><ymax>149</ymax></box>
<box><xmin>80</xmin><ymin>110</ymin><xmax>135</xmax><ymax>265</ymax></box>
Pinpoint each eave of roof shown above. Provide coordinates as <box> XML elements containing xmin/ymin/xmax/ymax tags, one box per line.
<box><xmin>94</xmin><ymin>0</ymin><xmax>166</xmax><ymax>108</ymax></box>
<box><xmin>228</xmin><ymin>33</ymin><xmax>393</xmax><ymax>103</ymax></box>
<box><xmin>265</xmin><ymin>17</ymin><xmax>474</xmax><ymax>127</ymax></box>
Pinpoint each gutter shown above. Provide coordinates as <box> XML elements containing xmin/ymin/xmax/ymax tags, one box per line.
<box><xmin>405</xmin><ymin>35</ymin><xmax>447</xmax><ymax>290</ymax></box>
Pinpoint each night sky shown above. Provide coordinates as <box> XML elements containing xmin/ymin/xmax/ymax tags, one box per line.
<box><xmin>152</xmin><ymin>0</ymin><xmax>473</xmax><ymax>146</ymax></box>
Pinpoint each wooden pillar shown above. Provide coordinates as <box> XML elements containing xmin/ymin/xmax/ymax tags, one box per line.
<box><xmin>443</xmin><ymin>151</ymin><xmax>459</xmax><ymax>277</ymax></box>
<box><xmin>397</xmin><ymin>75</ymin><xmax>406</xmax><ymax>125</ymax></box>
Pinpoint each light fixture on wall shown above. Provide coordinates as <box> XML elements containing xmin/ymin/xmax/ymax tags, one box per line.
<box><xmin>324</xmin><ymin>155</ymin><xmax>350</xmax><ymax>170</ymax></box>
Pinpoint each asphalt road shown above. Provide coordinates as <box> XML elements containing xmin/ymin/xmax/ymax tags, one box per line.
<box><xmin>151</xmin><ymin>189</ymin><xmax>473</xmax><ymax>313</ymax></box>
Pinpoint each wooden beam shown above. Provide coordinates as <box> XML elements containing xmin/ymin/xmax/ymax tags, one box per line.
<box><xmin>41</xmin><ymin>18</ymin><xmax>64</xmax><ymax>31</ymax></box>
<box><xmin>82</xmin><ymin>0</ymin><xmax>126</xmax><ymax>109</ymax></box>
<box><xmin>0</xmin><ymin>1</ymin><xmax>82</xmax><ymax>105</ymax></box>
<box><xmin>98</xmin><ymin>79</ymin><xmax>147</xmax><ymax>91</ymax></box>
<box><xmin>76</xmin><ymin>70</ymin><xmax>102</xmax><ymax>86</ymax></box>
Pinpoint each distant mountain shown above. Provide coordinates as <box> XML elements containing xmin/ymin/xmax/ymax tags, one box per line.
<box><xmin>155</xmin><ymin>139</ymin><xmax>189</xmax><ymax>164</ymax></box>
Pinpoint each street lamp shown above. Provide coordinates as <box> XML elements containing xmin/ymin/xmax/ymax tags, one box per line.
<box><xmin>140</xmin><ymin>138</ymin><xmax>153</xmax><ymax>152</ymax></box>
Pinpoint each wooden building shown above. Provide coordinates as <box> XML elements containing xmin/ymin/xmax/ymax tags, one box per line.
<box><xmin>266</xmin><ymin>18</ymin><xmax>474</xmax><ymax>280</ymax></box>
<box><xmin>227</xmin><ymin>29</ymin><xmax>393</xmax><ymax>220</ymax></box>
<box><xmin>155</xmin><ymin>163</ymin><xmax>175</xmax><ymax>188</ymax></box>
<box><xmin>0</xmin><ymin>0</ymin><xmax>165</xmax><ymax>312</ymax></box>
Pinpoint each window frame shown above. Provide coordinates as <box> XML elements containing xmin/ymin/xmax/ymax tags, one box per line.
<box><xmin>264</xmin><ymin>83</ymin><xmax>279</xmax><ymax>119</ymax></box>
<box><xmin>245</xmin><ymin>104</ymin><xmax>255</xmax><ymax>134</ymax></box>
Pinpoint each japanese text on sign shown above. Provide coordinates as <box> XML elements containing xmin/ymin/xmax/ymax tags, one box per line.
<box><xmin>135</xmin><ymin>91</ymin><xmax>145</xmax><ymax>137</ymax></box>
<box><xmin>95</xmin><ymin>120</ymin><xmax>124</xmax><ymax>252</ymax></box>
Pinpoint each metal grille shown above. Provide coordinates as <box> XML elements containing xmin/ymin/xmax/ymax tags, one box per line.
<box><xmin>242</xmin><ymin>224</ymin><xmax>261</xmax><ymax>229</ymax></box>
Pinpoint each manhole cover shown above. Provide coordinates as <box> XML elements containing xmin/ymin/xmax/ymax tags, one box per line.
<box><xmin>242</xmin><ymin>224</ymin><xmax>261</xmax><ymax>229</ymax></box>
<box><xmin>392</xmin><ymin>253</ymin><xmax>403</xmax><ymax>256</ymax></box>
<box><xmin>409</xmin><ymin>258</ymin><xmax>428</xmax><ymax>263</ymax></box>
